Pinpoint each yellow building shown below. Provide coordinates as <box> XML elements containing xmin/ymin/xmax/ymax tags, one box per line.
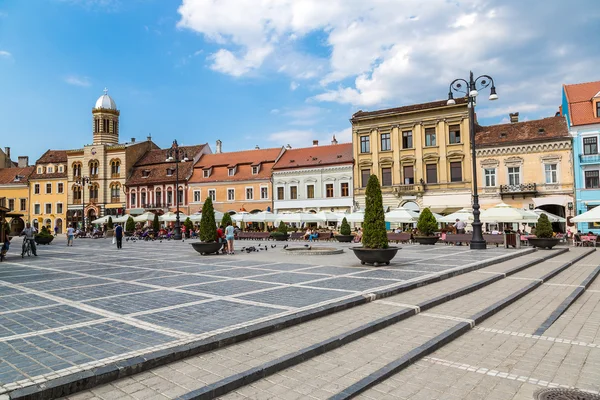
<box><xmin>476</xmin><ymin>114</ymin><xmax>574</xmax><ymax>223</ymax></box>
<box><xmin>0</xmin><ymin>165</ymin><xmax>34</xmax><ymax>234</ymax></box>
<box><xmin>351</xmin><ymin>98</ymin><xmax>473</xmax><ymax>213</ymax></box>
<box><xmin>29</xmin><ymin>150</ymin><xmax>69</xmax><ymax>233</ymax></box>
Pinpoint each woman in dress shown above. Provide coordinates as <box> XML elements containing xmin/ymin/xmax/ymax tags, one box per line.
<box><xmin>225</xmin><ymin>221</ymin><xmax>235</xmax><ymax>255</ymax></box>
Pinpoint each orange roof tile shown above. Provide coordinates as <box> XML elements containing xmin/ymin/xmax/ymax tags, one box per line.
<box><xmin>563</xmin><ymin>81</ymin><xmax>600</xmax><ymax>126</ymax></box>
<box><xmin>191</xmin><ymin>147</ymin><xmax>283</xmax><ymax>183</ymax></box>
<box><xmin>0</xmin><ymin>166</ymin><xmax>34</xmax><ymax>185</ymax></box>
<box><xmin>273</xmin><ymin>143</ymin><xmax>353</xmax><ymax>170</ymax></box>
<box><xmin>475</xmin><ymin>116</ymin><xmax>568</xmax><ymax>147</ymax></box>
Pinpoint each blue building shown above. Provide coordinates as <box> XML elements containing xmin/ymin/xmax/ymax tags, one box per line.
<box><xmin>562</xmin><ymin>81</ymin><xmax>600</xmax><ymax>233</ymax></box>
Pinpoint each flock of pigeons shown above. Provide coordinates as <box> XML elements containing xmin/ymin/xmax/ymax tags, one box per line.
<box><xmin>123</xmin><ymin>238</ymin><xmax>313</xmax><ymax>253</ymax></box>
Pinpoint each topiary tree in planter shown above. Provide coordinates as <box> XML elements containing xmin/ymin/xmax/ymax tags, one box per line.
<box><xmin>535</xmin><ymin>214</ymin><xmax>553</xmax><ymax>238</ymax></box>
<box><xmin>153</xmin><ymin>213</ymin><xmax>160</xmax><ymax>233</ymax></box>
<box><xmin>126</xmin><ymin>216</ymin><xmax>135</xmax><ymax>233</ymax></box>
<box><xmin>277</xmin><ymin>221</ymin><xmax>288</xmax><ymax>235</ymax></box>
<box><xmin>35</xmin><ymin>225</ymin><xmax>54</xmax><ymax>245</ymax></box>
<box><xmin>199</xmin><ymin>197</ymin><xmax>217</xmax><ymax>242</ymax></box>
<box><xmin>414</xmin><ymin>208</ymin><xmax>439</xmax><ymax>245</ymax></box>
<box><xmin>107</xmin><ymin>216</ymin><xmax>114</xmax><ymax>229</ymax></box>
<box><xmin>183</xmin><ymin>217</ymin><xmax>193</xmax><ymax>238</ymax></box>
<box><xmin>270</xmin><ymin>221</ymin><xmax>289</xmax><ymax>240</ymax></box>
<box><xmin>362</xmin><ymin>175</ymin><xmax>388</xmax><ymax>249</ymax></box>
<box><xmin>221</xmin><ymin>212</ymin><xmax>232</xmax><ymax>228</ymax></box>
<box><xmin>340</xmin><ymin>217</ymin><xmax>351</xmax><ymax>235</ymax></box>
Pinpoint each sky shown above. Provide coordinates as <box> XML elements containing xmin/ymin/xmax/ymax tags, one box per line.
<box><xmin>0</xmin><ymin>0</ymin><xmax>599</xmax><ymax>162</ymax></box>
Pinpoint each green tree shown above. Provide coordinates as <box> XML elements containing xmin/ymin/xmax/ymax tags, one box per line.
<box><xmin>126</xmin><ymin>216</ymin><xmax>135</xmax><ymax>233</ymax></box>
<box><xmin>183</xmin><ymin>217</ymin><xmax>193</xmax><ymax>237</ymax></box>
<box><xmin>221</xmin><ymin>212</ymin><xmax>232</xmax><ymax>227</ymax></box>
<box><xmin>153</xmin><ymin>213</ymin><xmax>160</xmax><ymax>232</ymax></box>
<box><xmin>535</xmin><ymin>213</ymin><xmax>554</xmax><ymax>238</ymax></box>
<box><xmin>199</xmin><ymin>197</ymin><xmax>217</xmax><ymax>242</ymax></box>
<box><xmin>416</xmin><ymin>208</ymin><xmax>438</xmax><ymax>236</ymax></box>
<box><xmin>340</xmin><ymin>217</ymin><xmax>351</xmax><ymax>235</ymax></box>
<box><xmin>362</xmin><ymin>175</ymin><xmax>388</xmax><ymax>249</ymax></box>
<box><xmin>107</xmin><ymin>216</ymin><xmax>114</xmax><ymax>229</ymax></box>
<box><xmin>277</xmin><ymin>221</ymin><xmax>288</xmax><ymax>235</ymax></box>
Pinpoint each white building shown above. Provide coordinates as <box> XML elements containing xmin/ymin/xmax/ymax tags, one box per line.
<box><xmin>272</xmin><ymin>139</ymin><xmax>354</xmax><ymax>213</ymax></box>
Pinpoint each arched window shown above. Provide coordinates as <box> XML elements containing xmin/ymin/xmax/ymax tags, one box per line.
<box><xmin>89</xmin><ymin>160</ymin><xmax>99</xmax><ymax>178</ymax></box>
<box><xmin>72</xmin><ymin>185</ymin><xmax>82</xmax><ymax>204</ymax></box>
<box><xmin>141</xmin><ymin>190</ymin><xmax>147</xmax><ymax>206</ymax></box>
<box><xmin>155</xmin><ymin>189</ymin><xmax>162</xmax><ymax>206</ymax></box>
<box><xmin>166</xmin><ymin>188</ymin><xmax>173</xmax><ymax>206</ymax></box>
<box><xmin>110</xmin><ymin>159</ymin><xmax>121</xmax><ymax>178</ymax></box>
<box><xmin>130</xmin><ymin>190</ymin><xmax>137</xmax><ymax>208</ymax></box>
<box><xmin>110</xmin><ymin>183</ymin><xmax>120</xmax><ymax>202</ymax></box>
<box><xmin>72</xmin><ymin>162</ymin><xmax>82</xmax><ymax>178</ymax></box>
<box><xmin>89</xmin><ymin>183</ymin><xmax>99</xmax><ymax>201</ymax></box>
<box><xmin>177</xmin><ymin>186</ymin><xmax>184</xmax><ymax>205</ymax></box>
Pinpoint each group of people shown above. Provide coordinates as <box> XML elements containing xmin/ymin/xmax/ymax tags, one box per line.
<box><xmin>216</xmin><ymin>222</ymin><xmax>236</xmax><ymax>254</ymax></box>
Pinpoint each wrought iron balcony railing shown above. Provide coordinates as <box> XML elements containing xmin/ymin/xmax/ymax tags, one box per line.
<box><xmin>500</xmin><ymin>183</ymin><xmax>537</xmax><ymax>198</ymax></box>
<box><xmin>579</xmin><ymin>153</ymin><xmax>600</xmax><ymax>164</ymax></box>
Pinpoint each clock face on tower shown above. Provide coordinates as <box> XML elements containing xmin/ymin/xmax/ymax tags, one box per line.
<box><xmin>91</xmin><ymin>148</ymin><xmax>97</xmax><ymax>155</ymax></box>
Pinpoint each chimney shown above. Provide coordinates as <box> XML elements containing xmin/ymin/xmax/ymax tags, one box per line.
<box><xmin>18</xmin><ymin>156</ymin><xmax>28</xmax><ymax>168</ymax></box>
<box><xmin>131</xmin><ymin>137</ymin><xmax>136</xmax><ymax>143</ymax></box>
<box><xmin>285</xmin><ymin>144</ymin><xmax>292</xmax><ymax>149</ymax></box>
<box><xmin>331</xmin><ymin>135</ymin><xmax>338</xmax><ymax>145</ymax></box>
<box><xmin>147</xmin><ymin>135</ymin><xmax>152</xmax><ymax>141</ymax></box>
<box><xmin>313</xmin><ymin>140</ymin><xmax>319</xmax><ymax>146</ymax></box>
<box><xmin>4</xmin><ymin>147</ymin><xmax>10</xmax><ymax>159</ymax></box>
<box><xmin>255</xmin><ymin>145</ymin><xmax>260</xmax><ymax>150</ymax></box>
<box><xmin>216</xmin><ymin>140</ymin><xmax>222</xmax><ymax>154</ymax></box>
<box><xmin>509</xmin><ymin>112</ymin><xmax>519</xmax><ymax>123</ymax></box>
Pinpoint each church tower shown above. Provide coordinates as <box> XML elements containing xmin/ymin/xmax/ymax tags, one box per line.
<box><xmin>92</xmin><ymin>88</ymin><xmax>120</xmax><ymax>145</ymax></box>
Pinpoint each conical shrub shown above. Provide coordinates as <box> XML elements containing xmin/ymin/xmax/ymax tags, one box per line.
<box><xmin>535</xmin><ymin>213</ymin><xmax>553</xmax><ymax>238</ymax></box>
<box><xmin>199</xmin><ymin>197</ymin><xmax>217</xmax><ymax>242</ymax></box>
<box><xmin>417</xmin><ymin>208</ymin><xmax>438</xmax><ymax>236</ymax></box>
<box><xmin>107</xmin><ymin>216</ymin><xmax>114</xmax><ymax>229</ymax></box>
<box><xmin>126</xmin><ymin>216</ymin><xmax>135</xmax><ymax>233</ymax></box>
<box><xmin>153</xmin><ymin>213</ymin><xmax>160</xmax><ymax>232</ymax></box>
<box><xmin>340</xmin><ymin>217</ymin><xmax>351</xmax><ymax>235</ymax></box>
<box><xmin>362</xmin><ymin>175</ymin><xmax>388</xmax><ymax>249</ymax></box>
<box><xmin>221</xmin><ymin>212</ymin><xmax>232</xmax><ymax>227</ymax></box>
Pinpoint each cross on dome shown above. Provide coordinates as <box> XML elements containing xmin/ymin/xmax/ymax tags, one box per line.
<box><xmin>103</xmin><ymin>88</ymin><xmax>108</xmax><ymax>95</ymax></box>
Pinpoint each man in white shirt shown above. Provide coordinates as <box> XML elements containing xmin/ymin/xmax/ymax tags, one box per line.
<box><xmin>455</xmin><ymin>218</ymin><xmax>466</xmax><ymax>246</ymax></box>
<box><xmin>20</xmin><ymin>223</ymin><xmax>38</xmax><ymax>256</ymax></box>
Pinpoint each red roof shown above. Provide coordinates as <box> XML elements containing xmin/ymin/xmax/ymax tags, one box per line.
<box><xmin>475</xmin><ymin>116</ymin><xmax>568</xmax><ymax>147</ymax></box>
<box><xmin>0</xmin><ymin>166</ymin><xmax>34</xmax><ymax>185</ymax></box>
<box><xmin>30</xmin><ymin>150</ymin><xmax>68</xmax><ymax>179</ymax></box>
<box><xmin>191</xmin><ymin>147</ymin><xmax>283</xmax><ymax>183</ymax></box>
<box><xmin>563</xmin><ymin>81</ymin><xmax>600</xmax><ymax>126</ymax></box>
<box><xmin>273</xmin><ymin>143</ymin><xmax>353</xmax><ymax>170</ymax></box>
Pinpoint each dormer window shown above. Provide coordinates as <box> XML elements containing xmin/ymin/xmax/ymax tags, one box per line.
<box><xmin>37</xmin><ymin>167</ymin><xmax>42</xmax><ymax>174</ymax></box>
<box><xmin>203</xmin><ymin>169</ymin><xmax>210</xmax><ymax>178</ymax></box>
<box><xmin>13</xmin><ymin>175</ymin><xmax>22</xmax><ymax>182</ymax></box>
<box><xmin>252</xmin><ymin>165</ymin><xmax>260</xmax><ymax>175</ymax></box>
<box><xmin>166</xmin><ymin>168</ymin><xmax>173</xmax><ymax>177</ymax></box>
<box><xmin>142</xmin><ymin>170</ymin><xmax>151</xmax><ymax>178</ymax></box>
<box><xmin>47</xmin><ymin>166</ymin><xmax>53</xmax><ymax>173</ymax></box>
<box><xmin>58</xmin><ymin>165</ymin><xmax>63</xmax><ymax>172</ymax></box>
<box><xmin>228</xmin><ymin>168</ymin><xmax>235</xmax><ymax>176</ymax></box>
<box><xmin>596</xmin><ymin>101</ymin><xmax>600</xmax><ymax>118</ymax></box>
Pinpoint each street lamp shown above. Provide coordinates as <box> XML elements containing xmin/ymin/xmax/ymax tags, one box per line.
<box><xmin>165</xmin><ymin>140</ymin><xmax>188</xmax><ymax>240</ymax></box>
<box><xmin>446</xmin><ymin>71</ymin><xmax>498</xmax><ymax>250</ymax></box>
<box><xmin>75</xmin><ymin>176</ymin><xmax>91</xmax><ymax>231</ymax></box>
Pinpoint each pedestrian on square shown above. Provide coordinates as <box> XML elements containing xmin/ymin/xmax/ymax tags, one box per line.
<box><xmin>54</xmin><ymin>225</ymin><xmax>58</xmax><ymax>237</ymax></box>
<box><xmin>455</xmin><ymin>218</ymin><xmax>466</xmax><ymax>246</ymax></box>
<box><xmin>66</xmin><ymin>224</ymin><xmax>75</xmax><ymax>246</ymax></box>
<box><xmin>115</xmin><ymin>223</ymin><xmax>123</xmax><ymax>249</ymax></box>
<box><xmin>225</xmin><ymin>221</ymin><xmax>235</xmax><ymax>255</ymax></box>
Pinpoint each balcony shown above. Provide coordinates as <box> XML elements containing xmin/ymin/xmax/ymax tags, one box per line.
<box><xmin>111</xmin><ymin>197</ymin><xmax>121</xmax><ymax>203</ymax></box>
<box><xmin>579</xmin><ymin>153</ymin><xmax>600</xmax><ymax>165</ymax></box>
<box><xmin>141</xmin><ymin>203</ymin><xmax>167</xmax><ymax>210</ymax></box>
<box><xmin>499</xmin><ymin>183</ymin><xmax>537</xmax><ymax>199</ymax></box>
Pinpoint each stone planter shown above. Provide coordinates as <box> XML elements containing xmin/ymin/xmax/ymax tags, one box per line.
<box><xmin>413</xmin><ymin>236</ymin><xmax>439</xmax><ymax>245</ymax></box>
<box><xmin>271</xmin><ymin>234</ymin><xmax>289</xmax><ymax>241</ymax></box>
<box><xmin>191</xmin><ymin>241</ymin><xmax>224</xmax><ymax>255</ymax></box>
<box><xmin>351</xmin><ymin>247</ymin><xmax>400</xmax><ymax>266</ymax></box>
<box><xmin>335</xmin><ymin>235</ymin><xmax>354</xmax><ymax>243</ymax></box>
<box><xmin>528</xmin><ymin>237</ymin><xmax>561</xmax><ymax>249</ymax></box>
<box><xmin>34</xmin><ymin>236</ymin><xmax>54</xmax><ymax>245</ymax></box>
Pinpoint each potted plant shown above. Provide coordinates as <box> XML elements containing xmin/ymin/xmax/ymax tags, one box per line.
<box><xmin>221</xmin><ymin>212</ymin><xmax>233</xmax><ymax>228</ymax></box>
<box><xmin>351</xmin><ymin>175</ymin><xmax>399</xmax><ymax>266</ymax></box>
<box><xmin>528</xmin><ymin>214</ymin><xmax>560</xmax><ymax>249</ymax></box>
<box><xmin>35</xmin><ymin>225</ymin><xmax>54</xmax><ymax>245</ymax></box>
<box><xmin>335</xmin><ymin>217</ymin><xmax>354</xmax><ymax>242</ymax></box>
<box><xmin>414</xmin><ymin>208</ymin><xmax>439</xmax><ymax>245</ymax></box>
<box><xmin>191</xmin><ymin>197</ymin><xmax>223</xmax><ymax>255</ymax></box>
<box><xmin>183</xmin><ymin>217</ymin><xmax>193</xmax><ymax>238</ymax></box>
<box><xmin>105</xmin><ymin>216</ymin><xmax>114</xmax><ymax>238</ymax></box>
<box><xmin>153</xmin><ymin>213</ymin><xmax>160</xmax><ymax>234</ymax></box>
<box><xmin>270</xmin><ymin>221</ymin><xmax>289</xmax><ymax>241</ymax></box>
<box><xmin>125</xmin><ymin>216</ymin><xmax>135</xmax><ymax>236</ymax></box>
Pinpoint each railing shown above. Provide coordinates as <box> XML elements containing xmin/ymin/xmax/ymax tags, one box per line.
<box><xmin>111</xmin><ymin>173</ymin><xmax>120</xmax><ymax>178</ymax></box>
<box><xmin>500</xmin><ymin>183</ymin><xmax>537</xmax><ymax>194</ymax></box>
<box><xmin>111</xmin><ymin>197</ymin><xmax>121</xmax><ymax>203</ymax></box>
<box><xmin>579</xmin><ymin>154</ymin><xmax>600</xmax><ymax>164</ymax></box>
<box><xmin>141</xmin><ymin>203</ymin><xmax>166</xmax><ymax>209</ymax></box>
<box><xmin>73</xmin><ymin>199</ymin><xmax>82</xmax><ymax>204</ymax></box>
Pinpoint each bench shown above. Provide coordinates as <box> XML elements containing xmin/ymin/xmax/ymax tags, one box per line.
<box><xmin>289</xmin><ymin>232</ymin><xmax>304</xmax><ymax>241</ymax></box>
<box><xmin>483</xmin><ymin>234</ymin><xmax>505</xmax><ymax>247</ymax></box>
<box><xmin>442</xmin><ymin>234</ymin><xmax>505</xmax><ymax>247</ymax></box>
<box><xmin>237</xmin><ymin>232</ymin><xmax>271</xmax><ymax>240</ymax></box>
<box><xmin>315</xmin><ymin>232</ymin><xmax>333</xmax><ymax>241</ymax></box>
<box><xmin>387</xmin><ymin>232</ymin><xmax>412</xmax><ymax>243</ymax></box>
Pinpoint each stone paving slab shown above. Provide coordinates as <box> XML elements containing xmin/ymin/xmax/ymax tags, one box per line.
<box><xmin>543</xmin><ymin>291</ymin><xmax>600</xmax><ymax>344</ymax></box>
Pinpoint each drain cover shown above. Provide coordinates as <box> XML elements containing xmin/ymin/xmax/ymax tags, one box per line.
<box><xmin>534</xmin><ymin>388</ymin><xmax>600</xmax><ymax>400</ymax></box>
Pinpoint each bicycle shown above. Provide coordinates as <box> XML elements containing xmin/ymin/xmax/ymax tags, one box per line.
<box><xmin>22</xmin><ymin>238</ymin><xmax>32</xmax><ymax>258</ymax></box>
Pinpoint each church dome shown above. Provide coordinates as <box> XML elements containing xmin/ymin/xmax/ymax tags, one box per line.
<box><xmin>94</xmin><ymin>88</ymin><xmax>117</xmax><ymax>110</ymax></box>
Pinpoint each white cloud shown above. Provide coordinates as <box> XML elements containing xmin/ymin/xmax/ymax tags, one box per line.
<box><xmin>266</xmin><ymin>127</ymin><xmax>351</xmax><ymax>149</ymax></box>
<box><xmin>0</xmin><ymin>50</ymin><xmax>11</xmax><ymax>58</ymax></box>
<box><xmin>64</xmin><ymin>75</ymin><xmax>91</xmax><ymax>87</ymax></box>
<box><xmin>290</xmin><ymin>81</ymin><xmax>299</xmax><ymax>91</ymax></box>
<box><xmin>279</xmin><ymin>106</ymin><xmax>328</xmax><ymax>126</ymax></box>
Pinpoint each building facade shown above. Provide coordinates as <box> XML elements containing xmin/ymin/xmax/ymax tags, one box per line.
<box><xmin>351</xmin><ymin>98</ymin><xmax>472</xmax><ymax>213</ymax></box>
<box><xmin>476</xmin><ymin>115</ymin><xmax>574</xmax><ymax>229</ymax></box>
<box><xmin>188</xmin><ymin>145</ymin><xmax>285</xmax><ymax>214</ymax></box>
<box><xmin>562</xmin><ymin>81</ymin><xmax>600</xmax><ymax>233</ymax></box>
<box><xmin>0</xmin><ymin>166</ymin><xmax>34</xmax><ymax>234</ymax></box>
<box><xmin>66</xmin><ymin>90</ymin><xmax>157</xmax><ymax>228</ymax></box>
<box><xmin>272</xmin><ymin>140</ymin><xmax>354</xmax><ymax>213</ymax></box>
<box><xmin>29</xmin><ymin>150</ymin><xmax>68</xmax><ymax>233</ymax></box>
<box><xmin>125</xmin><ymin>144</ymin><xmax>211</xmax><ymax>215</ymax></box>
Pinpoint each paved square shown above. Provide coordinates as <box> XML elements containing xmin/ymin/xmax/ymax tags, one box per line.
<box><xmin>0</xmin><ymin>237</ymin><xmax>520</xmax><ymax>393</ymax></box>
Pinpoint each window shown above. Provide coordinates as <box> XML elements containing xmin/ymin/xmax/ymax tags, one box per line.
<box><xmin>8</xmin><ymin>199</ymin><xmax>14</xmax><ymax>211</ymax></box>
<box><xmin>341</xmin><ymin>182</ymin><xmax>349</xmax><ymax>197</ymax></box>
<box><xmin>585</xmin><ymin>170</ymin><xmax>599</xmax><ymax>188</ymax></box>
<box><xmin>508</xmin><ymin>167</ymin><xmax>520</xmax><ymax>186</ymax></box>
<box><xmin>177</xmin><ymin>189</ymin><xmax>183</xmax><ymax>205</ymax></box>
<box><xmin>73</xmin><ymin>163</ymin><xmax>81</xmax><ymax>177</ymax></box>
<box><xmin>246</xmin><ymin>187</ymin><xmax>254</xmax><ymax>200</ymax></box>
<box><xmin>20</xmin><ymin>199</ymin><xmax>26</xmax><ymax>211</ymax></box>
<box><xmin>156</xmin><ymin>190</ymin><xmax>162</xmax><ymax>206</ymax></box>
<box><xmin>111</xmin><ymin>160</ymin><xmax>120</xmax><ymax>177</ymax></box>
<box><xmin>89</xmin><ymin>184</ymin><xmax>98</xmax><ymax>200</ymax></box>
<box><xmin>141</xmin><ymin>191</ymin><xmax>147</xmax><ymax>205</ymax></box>
<box><xmin>361</xmin><ymin>169</ymin><xmax>371</xmax><ymax>188</ymax></box>
<box><xmin>426</xmin><ymin>164</ymin><xmax>437</xmax><ymax>184</ymax></box>
<box><xmin>203</xmin><ymin>169</ymin><xmax>210</xmax><ymax>178</ymax></box>
<box><xmin>252</xmin><ymin>166</ymin><xmax>259</xmax><ymax>175</ymax></box>
<box><xmin>73</xmin><ymin>186</ymin><xmax>81</xmax><ymax>202</ymax></box>
<box><xmin>360</xmin><ymin>136</ymin><xmax>370</xmax><ymax>153</ymax></box>
<box><xmin>484</xmin><ymin>168</ymin><xmax>496</xmax><ymax>187</ymax></box>
<box><xmin>403</xmin><ymin>165</ymin><xmax>414</xmax><ymax>184</ymax></box>
<box><xmin>326</xmin><ymin>183</ymin><xmax>334</xmax><ymax>197</ymax></box>
<box><xmin>425</xmin><ymin>128</ymin><xmax>437</xmax><ymax>147</ymax></box>
<box><xmin>583</xmin><ymin>137</ymin><xmax>598</xmax><ymax>155</ymax></box>
<box><xmin>131</xmin><ymin>192</ymin><xmax>137</xmax><ymax>207</ymax></box>
<box><xmin>450</xmin><ymin>162</ymin><xmax>462</xmax><ymax>182</ymax></box>
<box><xmin>58</xmin><ymin>165</ymin><xmax>63</xmax><ymax>172</ymax></box>
<box><xmin>45</xmin><ymin>203</ymin><xmax>52</xmax><ymax>214</ymax></box>
<box><xmin>381</xmin><ymin>167</ymin><xmax>392</xmax><ymax>186</ymax></box>
<box><xmin>47</xmin><ymin>166</ymin><xmax>53</xmax><ymax>173</ymax></box>
<box><xmin>227</xmin><ymin>189</ymin><xmax>235</xmax><ymax>201</ymax></box>
<box><xmin>56</xmin><ymin>203</ymin><xmax>63</xmax><ymax>214</ymax></box>
<box><xmin>37</xmin><ymin>167</ymin><xmax>42</xmax><ymax>174</ymax></box>
<box><xmin>449</xmin><ymin>125</ymin><xmax>461</xmax><ymax>144</ymax></box>
<box><xmin>545</xmin><ymin>164</ymin><xmax>558</xmax><ymax>184</ymax></box>
<box><xmin>89</xmin><ymin>160</ymin><xmax>99</xmax><ymax>177</ymax></box>
<box><xmin>193</xmin><ymin>190</ymin><xmax>201</xmax><ymax>202</ymax></box>
<box><xmin>228</xmin><ymin>168</ymin><xmax>235</xmax><ymax>176</ymax></box>
<box><xmin>597</xmin><ymin>102</ymin><xmax>600</xmax><ymax>118</ymax></box>
<box><xmin>208</xmin><ymin>189</ymin><xmax>216</xmax><ymax>201</ymax></box>
<box><xmin>277</xmin><ymin>186</ymin><xmax>284</xmax><ymax>200</ymax></box>
<box><xmin>34</xmin><ymin>184</ymin><xmax>40</xmax><ymax>194</ymax></box>
<box><xmin>167</xmin><ymin>190</ymin><xmax>173</xmax><ymax>205</ymax></box>
<box><xmin>57</xmin><ymin>183</ymin><xmax>64</xmax><ymax>193</ymax></box>
<box><xmin>111</xmin><ymin>184</ymin><xmax>120</xmax><ymax>201</ymax></box>
<box><xmin>380</xmin><ymin>133</ymin><xmax>391</xmax><ymax>151</ymax></box>
<box><xmin>34</xmin><ymin>204</ymin><xmax>40</xmax><ymax>214</ymax></box>
<box><xmin>402</xmin><ymin>131</ymin><xmax>413</xmax><ymax>149</ymax></box>
<box><xmin>260</xmin><ymin>187</ymin><xmax>268</xmax><ymax>199</ymax></box>
<box><xmin>166</xmin><ymin>168</ymin><xmax>173</xmax><ymax>177</ymax></box>
<box><xmin>46</xmin><ymin>183</ymin><xmax>52</xmax><ymax>194</ymax></box>
<box><xmin>307</xmin><ymin>185</ymin><xmax>315</xmax><ymax>199</ymax></box>
<box><xmin>290</xmin><ymin>186</ymin><xmax>298</xmax><ymax>199</ymax></box>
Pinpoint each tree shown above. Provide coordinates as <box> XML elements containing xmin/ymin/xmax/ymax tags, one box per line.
<box><xmin>199</xmin><ymin>197</ymin><xmax>217</xmax><ymax>242</ymax></box>
<box><xmin>153</xmin><ymin>213</ymin><xmax>160</xmax><ymax>232</ymax></box>
<box><xmin>277</xmin><ymin>221</ymin><xmax>288</xmax><ymax>235</ymax></box>
<box><xmin>107</xmin><ymin>216</ymin><xmax>114</xmax><ymax>229</ymax></box>
<box><xmin>362</xmin><ymin>175</ymin><xmax>388</xmax><ymax>249</ymax></box>
<box><xmin>340</xmin><ymin>217</ymin><xmax>351</xmax><ymax>235</ymax></box>
<box><xmin>221</xmin><ymin>212</ymin><xmax>232</xmax><ymax>228</ymax></box>
<box><xmin>126</xmin><ymin>216</ymin><xmax>135</xmax><ymax>233</ymax></box>
<box><xmin>183</xmin><ymin>217</ymin><xmax>193</xmax><ymax>237</ymax></box>
<box><xmin>416</xmin><ymin>208</ymin><xmax>438</xmax><ymax>236</ymax></box>
<box><xmin>535</xmin><ymin>213</ymin><xmax>554</xmax><ymax>238</ymax></box>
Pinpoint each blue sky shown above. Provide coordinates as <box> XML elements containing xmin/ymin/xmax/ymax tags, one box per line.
<box><xmin>0</xmin><ymin>0</ymin><xmax>599</xmax><ymax>162</ymax></box>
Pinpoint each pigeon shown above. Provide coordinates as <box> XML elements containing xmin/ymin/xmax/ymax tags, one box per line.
<box><xmin>271</xmin><ymin>245</ymin><xmax>276</xmax><ymax>248</ymax></box>
<box><xmin>283</xmin><ymin>244</ymin><xmax>288</xmax><ymax>249</ymax></box>
<box><xmin>304</xmin><ymin>244</ymin><xmax>309</xmax><ymax>247</ymax></box>
<box><xmin>241</xmin><ymin>247</ymin><xmax>246</xmax><ymax>252</ymax></box>
<box><xmin>308</xmin><ymin>246</ymin><xmax>312</xmax><ymax>250</ymax></box>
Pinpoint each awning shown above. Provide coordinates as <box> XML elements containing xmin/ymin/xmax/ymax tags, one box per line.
<box><xmin>105</xmin><ymin>204</ymin><xmax>125</xmax><ymax>209</ymax></box>
<box><xmin>422</xmin><ymin>194</ymin><xmax>472</xmax><ymax>212</ymax></box>
<box><xmin>533</xmin><ymin>195</ymin><xmax>573</xmax><ymax>208</ymax></box>
<box><xmin>429</xmin><ymin>206</ymin><xmax>463</xmax><ymax>214</ymax></box>
<box><xmin>128</xmin><ymin>208</ymin><xmax>144</xmax><ymax>215</ymax></box>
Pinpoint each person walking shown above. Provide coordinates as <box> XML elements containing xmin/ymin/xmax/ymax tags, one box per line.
<box><xmin>20</xmin><ymin>222</ymin><xmax>38</xmax><ymax>256</ymax></box>
<box><xmin>66</xmin><ymin>224</ymin><xmax>74</xmax><ymax>246</ymax></box>
<box><xmin>115</xmin><ymin>223</ymin><xmax>123</xmax><ymax>249</ymax></box>
<box><xmin>54</xmin><ymin>225</ymin><xmax>58</xmax><ymax>237</ymax></box>
<box><xmin>455</xmin><ymin>218</ymin><xmax>466</xmax><ymax>246</ymax></box>
<box><xmin>225</xmin><ymin>222</ymin><xmax>235</xmax><ymax>255</ymax></box>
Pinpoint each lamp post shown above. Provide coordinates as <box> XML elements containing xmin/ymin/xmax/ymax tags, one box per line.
<box><xmin>165</xmin><ymin>140</ymin><xmax>188</xmax><ymax>240</ymax></box>
<box><xmin>446</xmin><ymin>71</ymin><xmax>498</xmax><ymax>250</ymax></box>
<box><xmin>75</xmin><ymin>176</ymin><xmax>91</xmax><ymax>231</ymax></box>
